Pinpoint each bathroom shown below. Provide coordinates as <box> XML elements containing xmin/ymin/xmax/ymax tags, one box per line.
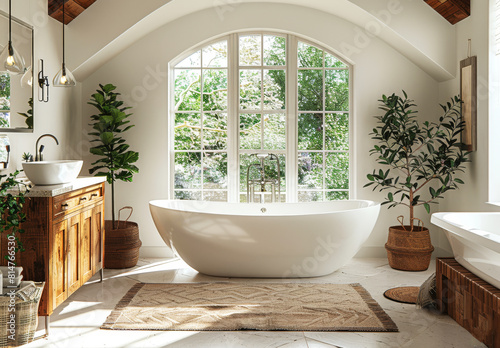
<box><xmin>0</xmin><ymin>0</ymin><xmax>497</xmax><ymax>347</ymax></box>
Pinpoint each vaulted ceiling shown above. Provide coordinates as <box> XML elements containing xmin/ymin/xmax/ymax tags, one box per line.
<box><xmin>49</xmin><ymin>0</ymin><xmax>97</xmax><ymax>24</ymax></box>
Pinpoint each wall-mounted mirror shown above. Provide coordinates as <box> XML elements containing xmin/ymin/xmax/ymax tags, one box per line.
<box><xmin>0</xmin><ymin>10</ymin><xmax>33</xmax><ymax>133</ymax></box>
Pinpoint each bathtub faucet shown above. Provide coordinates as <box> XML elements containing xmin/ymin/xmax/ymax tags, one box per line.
<box><xmin>246</xmin><ymin>153</ymin><xmax>281</xmax><ymax>203</ymax></box>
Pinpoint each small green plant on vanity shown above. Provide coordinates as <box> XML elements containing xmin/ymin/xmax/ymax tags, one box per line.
<box><xmin>0</xmin><ymin>170</ymin><xmax>29</xmax><ymax>256</ymax></box>
<box><xmin>88</xmin><ymin>83</ymin><xmax>139</xmax><ymax>229</ymax></box>
<box><xmin>365</xmin><ymin>91</ymin><xmax>470</xmax><ymax>231</ymax></box>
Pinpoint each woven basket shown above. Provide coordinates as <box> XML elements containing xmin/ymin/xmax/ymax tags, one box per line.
<box><xmin>385</xmin><ymin>225</ymin><xmax>434</xmax><ymax>271</ymax></box>
<box><xmin>105</xmin><ymin>220</ymin><xmax>142</xmax><ymax>269</ymax></box>
<box><xmin>0</xmin><ymin>282</ymin><xmax>44</xmax><ymax>347</ymax></box>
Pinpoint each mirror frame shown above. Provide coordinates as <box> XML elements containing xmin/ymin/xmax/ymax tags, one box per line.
<box><xmin>0</xmin><ymin>9</ymin><xmax>34</xmax><ymax>133</ymax></box>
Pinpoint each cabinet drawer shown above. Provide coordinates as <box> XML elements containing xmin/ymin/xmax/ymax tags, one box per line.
<box><xmin>53</xmin><ymin>185</ymin><xmax>103</xmax><ymax>218</ymax></box>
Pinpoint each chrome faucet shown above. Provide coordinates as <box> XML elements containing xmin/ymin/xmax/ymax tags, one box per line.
<box><xmin>35</xmin><ymin>134</ymin><xmax>59</xmax><ymax>161</ymax></box>
<box><xmin>246</xmin><ymin>153</ymin><xmax>281</xmax><ymax>203</ymax></box>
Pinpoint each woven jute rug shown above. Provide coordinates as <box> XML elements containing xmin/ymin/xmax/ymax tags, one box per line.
<box><xmin>102</xmin><ymin>283</ymin><xmax>398</xmax><ymax>332</ymax></box>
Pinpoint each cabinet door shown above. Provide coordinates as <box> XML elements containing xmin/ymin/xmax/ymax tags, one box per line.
<box><xmin>52</xmin><ymin>219</ymin><xmax>68</xmax><ymax>309</ymax></box>
<box><xmin>81</xmin><ymin>208</ymin><xmax>93</xmax><ymax>284</ymax></box>
<box><xmin>67</xmin><ymin>214</ymin><xmax>81</xmax><ymax>296</ymax></box>
<box><xmin>92</xmin><ymin>203</ymin><xmax>104</xmax><ymax>273</ymax></box>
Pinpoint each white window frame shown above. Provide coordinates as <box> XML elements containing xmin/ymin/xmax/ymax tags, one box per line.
<box><xmin>168</xmin><ymin>32</ymin><xmax>353</xmax><ymax>203</ymax></box>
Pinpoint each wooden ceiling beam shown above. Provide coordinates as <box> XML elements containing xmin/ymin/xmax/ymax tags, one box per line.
<box><xmin>48</xmin><ymin>0</ymin><xmax>97</xmax><ymax>24</ymax></box>
<box><xmin>424</xmin><ymin>0</ymin><xmax>470</xmax><ymax>25</ymax></box>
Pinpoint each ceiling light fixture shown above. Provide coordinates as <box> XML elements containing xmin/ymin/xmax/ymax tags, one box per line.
<box><xmin>53</xmin><ymin>0</ymin><xmax>76</xmax><ymax>87</ymax></box>
<box><xmin>0</xmin><ymin>0</ymin><xmax>26</xmax><ymax>74</ymax></box>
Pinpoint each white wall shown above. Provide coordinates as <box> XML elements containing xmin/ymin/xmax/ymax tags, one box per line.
<box><xmin>81</xmin><ymin>3</ymin><xmax>443</xmax><ymax>258</ymax></box>
<box><xmin>0</xmin><ymin>0</ymin><xmax>81</xmax><ymax>175</ymax></box>
<box><xmin>437</xmin><ymin>0</ymin><xmax>500</xmax><ymax>252</ymax></box>
<box><xmin>69</xmin><ymin>0</ymin><xmax>456</xmax><ymax>82</ymax></box>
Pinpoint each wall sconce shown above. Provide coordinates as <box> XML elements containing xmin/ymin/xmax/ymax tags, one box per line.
<box><xmin>37</xmin><ymin>59</ymin><xmax>49</xmax><ymax>102</ymax></box>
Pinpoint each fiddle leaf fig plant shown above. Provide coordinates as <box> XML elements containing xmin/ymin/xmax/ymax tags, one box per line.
<box><xmin>365</xmin><ymin>91</ymin><xmax>470</xmax><ymax>231</ymax></box>
<box><xmin>88</xmin><ymin>83</ymin><xmax>139</xmax><ymax>229</ymax></box>
<box><xmin>0</xmin><ymin>170</ymin><xmax>29</xmax><ymax>255</ymax></box>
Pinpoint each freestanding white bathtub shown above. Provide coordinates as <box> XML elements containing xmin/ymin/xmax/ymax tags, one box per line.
<box><xmin>431</xmin><ymin>212</ymin><xmax>500</xmax><ymax>289</ymax></box>
<box><xmin>149</xmin><ymin>200</ymin><xmax>380</xmax><ymax>278</ymax></box>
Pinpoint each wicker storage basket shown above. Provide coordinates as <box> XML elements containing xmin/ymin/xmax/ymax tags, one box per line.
<box><xmin>385</xmin><ymin>225</ymin><xmax>434</xmax><ymax>271</ymax></box>
<box><xmin>104</xmin><ymin>220</ymin><xmax>142</xmax><ymax>269</ymax></box>
<box><xmin>0</xmin><ymin>282</ymin><xmax>44</xmax><ymax>347</ymax></box>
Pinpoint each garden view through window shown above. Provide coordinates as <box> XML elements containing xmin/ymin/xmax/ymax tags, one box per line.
<box><xmin>172</xmin><ymin>33</ymin><xmax>350</xmax><ymax>202</ymax></box>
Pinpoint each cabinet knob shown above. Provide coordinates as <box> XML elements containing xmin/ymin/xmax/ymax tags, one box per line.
<box><xmin>80</xmin><ymin>197</ymin><xmax>87</xmax><ymax>202</ymax></box>
<box><xmin>91</xmin><ymin>193</ymin><xmax>98</xmax><ymax>199</ymax></box>
<box><xmin>61</xmin><ymin>203</ymin><xmax>69</xmax><ymax>211</ymax></box>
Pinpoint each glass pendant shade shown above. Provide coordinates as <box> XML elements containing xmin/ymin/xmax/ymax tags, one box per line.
<box><xmin>54</xmin><ymin>1</ymin><xmax>76</xmax><ymax>87</ymax></box>
<box><xmin>53</xmin><ymin>63</ymin><xmax>76</xmax><ymax>87</ymax></box>
<box><xmin>0</xmin><ymin>42</ymin><xmax>25</xmax><ymax>75</ymax></box>
<box><xmin>20</xmin><ymin>65</ymin><xmax>32</xmax><ymax>87</ymax></box>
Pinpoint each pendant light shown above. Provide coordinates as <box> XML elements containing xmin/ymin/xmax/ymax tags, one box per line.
<box><xmin>53</xmin><ymin>0</ymin><xmax>76</xmax><ymax>87</ymax></box>
<box><xmin>0</xmin><ymin>0</ymin><xmax>26</xmax><ymax>74</ymax></box>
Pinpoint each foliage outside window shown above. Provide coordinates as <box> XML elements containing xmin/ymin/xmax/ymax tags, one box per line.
<box><xmin>172</xmin><ymin>33</ymin><xmax>350</xmax><ymax>202</ymax></box>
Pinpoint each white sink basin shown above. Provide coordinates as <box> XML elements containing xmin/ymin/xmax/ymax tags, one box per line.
<box><xmin>22</xmin><ymin>160</ymin><xmax>83</xmax><ymax>185</ymax></box>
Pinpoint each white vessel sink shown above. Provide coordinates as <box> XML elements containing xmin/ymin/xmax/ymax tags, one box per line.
<box><xmin>22</xmin><ymin>160</ymin><xmax>83</xmax><ymax>185</ymax></box>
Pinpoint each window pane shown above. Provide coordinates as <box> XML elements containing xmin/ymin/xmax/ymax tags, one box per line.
<box><xmin>174</xmin><ymin>152</ymin><xmax>201</xmax><ymax>189</ymax></box>
<box><xmin>298</xmin><ymin>152</ymin><xmax>323</xmax><ymax>189</ymax></box>
<box><xmin>203</xmin><ymin>191</ymin><xmax>228</xmax><ymax>201</ymax></box>
<box><xmin>298</xmin><ymin>113</ymin><xmax>323</xmax><ymax>150</ymax></box>
<box><xmin>263</xmin><ymin>35</ymin><xmax>286</xmax><ymax>66</ymax></box>
<box><xmin>174</xmin><ymin>191</ymin><xmax>201</xmax><ymax>200</ymax></box>
<box><xmin>326</xmin><ymin>191</ymin><xmax>349</xmax><ymax>200</ymax></box>
<box><xmin>264</xmin><ymin>114</ymin><xmax>286</xmax><ymax>150</ymax></box>
<box><xmin>325</xmin><ymin>70</ymin><xmax>349</xmax><ymax>111</ymax></box>
<box><xmin>203</xmin><ymin>152</ymin><xmax>227</xmax><ymax>189</ymax></box>
<box><xmin>298</xmin><ymin>42</ymin><xmax>323</xmax><ymax>68</ymax></box>
<box><xmin>240</xmin><ymin>114</ymin><xmax>261</xmax><ymax>150</ymax></box>
<box><xmin>174</xmin><ymin>69</ymin><xmax>201</xmax><ymax>111</ymax></box>
<box><xmin>298</xmin><ymin>191</ymin><xmax>323</xmax><ymax>202</ymax></box>
<box><xmin>325</xmin><ymin>113</ymin><xmax>349</xmax><ymax>151</ymax></box>
<box><xmin>325</xmin><ymin>53</ymin><xmax>347</xmax><ymax>68</ymax></box>
<box><xmin>239</xmin><ymin>35</ymin><xmax>261</xmax><ymax>66</ymax></box>
<box><xmin>174</xmin><ymin>113</ymin><xmax>201</xmax><ymax>150</ymax></box>
<box><xmin>263</xmin><ymin>70</ymin><xmax>285</xmax><ymax>110</ymax></box>
<box><xmin>240</xmin><ymin>154</ymin><xmax>286</xmax><ymax>193</ymax></box>
<box><xmin>176</xmin><ymin>51</ymin><xmax>201</xmax><ymax>68</ymax></box>
<box><xmin>298</xmin><ymin>70</ymin><xmax>323</xmax><ymax>111</ymax></box>
<box><xmin>240</xmin><ymin>70</ymin><xmax>261</xmax><ymax>109</ymax></box>
<box><xmin>203</xmin><ymin>69</ymin><xmax>228</xmax><ymax>111</ymax></box>
<box><xmin>203</xmin><ymin>113</ymin><xmax>227</xmax><ymax>150</ymax></box>
<box><xmin>325</xmin><ymin>153</ymin><xmax>349</xmax><ymax>190</ymax></box>
<box><xmin>203</xmin><ymin>41</ymin><xmax>228</xmax><ymax>67</ymax></box>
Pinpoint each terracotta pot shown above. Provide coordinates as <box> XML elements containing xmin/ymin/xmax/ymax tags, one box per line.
<box><xmin>385</xmin><ymin>225</ymin><xmax>434</xmax><ymax>271</ymax></box>
<box><xmin>104</xmin><ymin>220</ymin><xmax>142</xmax><ymax>269</ymax></box>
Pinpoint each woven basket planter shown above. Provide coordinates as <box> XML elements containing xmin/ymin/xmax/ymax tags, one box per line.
<box><xmin>385</xmin><ymin>225</ymin><xmax>434</xmax><ymax>271</ymax></box>
<box><xmin>104</xmin><ymin>220</ymin><xmax>142</xmax><ymax>269</ymax></box>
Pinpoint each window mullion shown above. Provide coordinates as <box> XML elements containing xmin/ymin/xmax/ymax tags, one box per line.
<box><xmin>286</xmin><ymin>35</ymin><xmax>298</xmax><ymax>203</ymax></box>
<box><xmin>228</xmin><ymin>34</ymin><xmax>239</xmax><ymax>203</ymax></box>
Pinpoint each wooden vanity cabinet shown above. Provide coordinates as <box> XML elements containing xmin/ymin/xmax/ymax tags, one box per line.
<box><xmin>0</xmin><ymin>182</ymin><xmax>105</xmax><ymax>317</ymax></box>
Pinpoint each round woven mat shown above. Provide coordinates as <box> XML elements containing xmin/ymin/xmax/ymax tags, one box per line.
<box><xmin>383</xmin><ymin>286</ymin><xmax>420</xmax><ymax>304</ymax></box>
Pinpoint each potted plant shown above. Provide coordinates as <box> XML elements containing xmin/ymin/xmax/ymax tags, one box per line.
<box><xmin>365</xmin><ymin>91</ymin><xmax>470</xmax><ymax>271</ymax></box>
<box><xmin>0</xmin><ymin>170</ymin><xmax>29</xmax><ymax>255</ymax></box>
<box><xmin>88</xmin><ymin>83</ymin><xmax>141</xmax><ymax>269</ymax></box>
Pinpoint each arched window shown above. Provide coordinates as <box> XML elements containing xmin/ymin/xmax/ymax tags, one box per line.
<box><xmin>170</xmin><ymin>33</ymin><xmax>350</xmax><ymax>202</ymax></box>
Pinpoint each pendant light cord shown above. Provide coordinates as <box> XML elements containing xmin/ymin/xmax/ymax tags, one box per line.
<box><xmin>62</xmin><ymin>0</ymin><xmax>65</xmax><ymax>67</ymax></box>
<box><xmin>8</xmin><ymin>0</ymin><xmax>11</xmax><ymax>42</ymax></box>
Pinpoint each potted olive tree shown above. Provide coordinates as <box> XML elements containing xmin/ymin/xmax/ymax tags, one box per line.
<box><xmin>88</xmin><ymin>83</ymin><xmax>141</xmax><ymax>269</ymax></box>
<box><xmin>365</xmin><ymin>92</ymin><xmax>470</xmax><ymax>271</ymax></box>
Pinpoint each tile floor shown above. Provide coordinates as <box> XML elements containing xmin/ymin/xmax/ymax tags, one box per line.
<box><xmin>24</xmin><ymin>258</ymin><xmax>486</xmax><ymax>348</ymax></box>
